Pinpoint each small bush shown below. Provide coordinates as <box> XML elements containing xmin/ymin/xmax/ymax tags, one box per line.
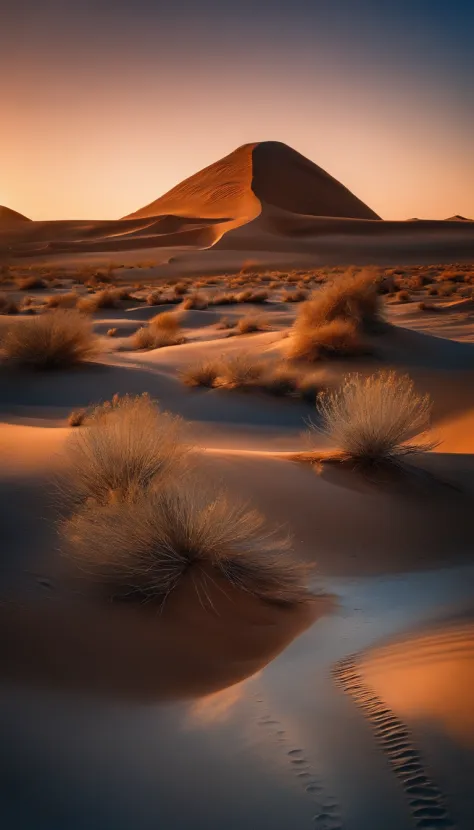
<box><xmin>214</xmin><ymin>353</ymin><xmax>265</xmax><ymax>389</ymax></box>
<box><xmin>58</xmin><ymin>393</ymin><xmax>190</xmax><ymax>509</ymax></box>
<box><xmin>289</xmin><ymin>318</ymin><xmax>368</xmax><ymax>362</ymax></box>
<box><xmin>211</xmin><ymin>292</ymin><xmax>237</xmax><ymax>306</ymax></box>
<box><xmin>77</xmin><ymin>288</ymin><xmax>131</xmax><ymax>313</ymax></box>
<box><xmin>149</xmin><ymin>311</ymin><xmax>181</xmax><ymax>334</ymax></box>
<box><xmin>16</xmin><ymin>275</ymin><xmax>47</xmax><ymax>291</ymax></box>
<box><xmin>237</xmin><ymin>315</ymin><xmax>268</xmax><ymax>334</ymax></box>
<box><xmin>262</xmin><ymin>366</ymin><xmax>300</xmax><ymax>397</ymax></box>
<box><xmin>309</xmin><ymin>371</ymin><xmax>436</xmax><ymax>466</ymax></box>
<box><xmin>61</xmin><ymin>480</ymin><xmax>307</xmax><ymax>605</ymax></box>
<box><xmin>146</xmin><ymin>290</ymin><xmax>163</xmax><ymax>306</ymax></box>
<box><xmin>395</xmin><ymin>290</ymin><xmax>410</xmax><ymax>303</ymax></box>
<box><xmin>173</xmin><ymin>282</ymin><xmax>188</xmax><ymax>296</ymax></box>
<box><xmin>69</xmin><ymin>408</ymin><xmax>87</xmax><ymax>427</ymax></box>
<box><xmin>1</xmin><ymin>310</ymin><xmax>98</xmax><ymax>369</ymax></box>
<box><xmin>182</xmin><ymin>292</ymin><xmax>208</xmax><ymax>310</ymax></box>
<box><xmin>131</xmin><ymin>311</ymin><xmax>184</xmax><ymax>350</ymax></box>
<box><xmin>107</xmin><ymin>327</ymin><xmax>118</xmax><ymax>336</ymax></box>
<box><xmin>296</xmin><ymin>270</ymin><xmax>381</xmax><ymax>333</ymax></box>
<box><xmin>217</xmin><ymin>316</ymin><xmax>235</xmax><ymax>330</ymax></box>
<box><xmin>46</xmin><ymin>292</ymin><xmax>79</xmax><ymax>309</ymax></box>
<box><xmin>180</xmin><ymin>360</ymin><xmax>222</xmax><ymax>388</ymax></box>
<box><xmin>282</xmin><ymin>289</ymin><xmax>307</xmax><ymax>303</ymax></box>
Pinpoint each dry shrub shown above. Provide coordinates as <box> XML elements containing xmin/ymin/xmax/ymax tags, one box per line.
<box><xmin>282</xmin><ymin>289</ymin><xmax>307</xmax><ymax>303</ymax></box>
<box><xmin>262</xmin><ymin>366</ymin><xmax>300</xmax><ymax>397</ymax></box>
<box><xmin>180</xmin><ymin>360</ymin><xmax>222</xmax><ymax>388</ymax></box>
<box><xmin>58</xmin><ymin>394</ymin><xmax>189</xmax><ymax>509</ymax></box>
<box><xmin>61</xmin><ymin>481</ymin><xmax>307</xmax><ymax>605</ymax></box>
<box><xmin>289</xmin><ymin>318</ymin><xmax>368</xmax><ymax>361</ymax></box>
<box><xmin>107</xmin><ymin>328</ymin><xmax>118</xmax><ymax>336</ymax></box>
<box><xmin>131</xmin><ymin>311</ymin><xmax>184</xmax><ymax>350</ymax></box>
<box><xmin>182</xmin><ymin>292</ymin><xmax>208</xmax><ymax>310</ymax></box>
<box><xmin>77</xmin><ymin>287</ymin><xmax>131</xmax><ymax>313</ymax></box>
<box><xmin>146</xmin><ymin>290</ymin><xmax>162</xmax><ymax>306</ymax></box>
<box><xmin>217</xmin><ymin>316</ymin><xmax>235</xmax><ymax>330</ymax></box>
<box><xmin>69</xmin><ymin>408</ymin><xmax>87</xmax><ymax>427</ymax></box>
<box><xmin>46</xmin><ymin>292</ymin><xmax>80</xmax><ymax>309</ymax></box>
<box><xmin>0</xmin><ymin>293</ymin><xmax>19</xmax><ymax>315</ymax></box>
<box><xmin>214</xmin><ymin>353</ymin><xmax>265</xmax><ymax>389</ymax></box>
<box><xmin>237</xmin><ymin>315</ymin><xmax>268</xmax><ymax>334</ymax></box>
<box><xmin>1</xmin><ymin>310</ymin><xmax>98</xmax><ymax>369</ymax></box>
<box><xmin>310</xmin><ymin>371</ymin><xmax>436</xmax><ymax>466</ymax></box>
<box><xmin>296</xmin><ymin>269</ymin><xmax>381</xmax><ymax>333</ymax></box>
<box><xmin>211</xmin><ymin>292</ymin><xmax>237</xmax><ymax>306</ymax></box>
<box><xmin>173</xmin><ymin>282</ymin><xmax>188</xmax><ymax>296</ymax></box>
<box><xmin>16</xmin><ymin>275</ymin><xmax>47</xmax><ymax>291</ymax></box>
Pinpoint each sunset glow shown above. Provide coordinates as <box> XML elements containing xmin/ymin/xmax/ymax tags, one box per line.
<box><xmin>3</xmin><ymin>1</ymin><xmax>473</xmax><ymax>221</ymax></box>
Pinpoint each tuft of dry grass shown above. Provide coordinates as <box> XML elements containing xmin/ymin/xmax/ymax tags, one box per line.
<box><xmin>236</xmin><ymin>314</ymin><xmax>268</xmax><ymax>334</ymax></box>
<box><xmin>180</xmin><ymin>360</ymin><xmax>222</xmax><ymax>388</ymax></box>
<box><xmin>309</xmin><ymin>371</ymin><xmax>436</xmax><ymax>466</ymax></box>
<box><xmin>131</xmin><ymin>311</ymin><xmax>184</xmax><ymax>350</ymax></box>
<box><xmin>395</xmin><ymin>290</ymin><xmax>410</xmax><ymax>303</ymax></box>
<box><xmin>146</xmin><ymin>290</ymin><xmax>163</xmax><ymax>306</ymax></box>
<box><xmin>289</xmin><ymin>318</ymin><xmax>368</xmax><ymax>361</ymax></box>
<box><xmin>58</xmin><ymin>393</ymin><xmax>190</xmax><ymax>509</ymax></box>
<box><xmin>107</xmin><ymin>327</ymin><xmax>118</xmax><ymax>336</ymax></box>
<box><xmin>16</xmin><ymin>275</ymin><xmax>47</xmax><ymax>291</ymax></box>
<box><xmin>69</xmin><ymin>408</ymin><xmax>87</xmax><ymax>427</ymax></box>
<box><xmin>297</xmin><ymin>270</ymin><xmax>381</xmax><ymax>330</ymax></box>
<box><xmin>211</xmin><ymin>292</ymin><xmax>237</xmax><ymax>306</ymax></box>
<box><xmin>214</xmin><ymin>353</ymin><xmax>266</xmax><ymax>389</ymax></box>
<box><xmin>182</xmin><ymin>292</ymin><xmax>208</xmax><ymax>310</ymax></box>
<box><xmin>61</xmin><ymin>479</ymin><xmax>307</xmax><ymax>605</ymax></box>
<box><xmin>77</xmin><ymin>288</ymin><xmax>131</xmax><ymax>313</ymax></box>
<box><xmin>45</xmin><ymin>292</ymin><xmax>79</xmax><ymax>309</ymax></box>
<box><xmin>282</xmin><ymin>289</ymin><xmax>308</xmax><ymax>303</ymax></box>
<box><xmin>1</xmin><ymin>310</ymin><xmax>99</xmax><ymax>369</ymax></box>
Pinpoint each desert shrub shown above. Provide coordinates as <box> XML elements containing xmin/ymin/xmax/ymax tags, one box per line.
<box><xmin>214</xmin><ymin>353</ymin><xmax>265</xmax><ymax>388</ymax></box>
<box><xmin>131</xmin><ymin>311</ymin><xmax>184</xmax><ymax>350</ymax></box>
<box><xmin>262</xmin><ymin>366</ymin><xmax>300</xmax><ymax>397</ymax></box>
<box><xmin>61</xmin><ymin>480</ymin><xmax>307</xmax><ymax>605</ymax></box>
<box><xmin>182</xmin><ymin>292</ymin><xmax>208</xmax><ymax>310</ymax></box>
<box><xmin>0</xmin><ymin>293</ymin><xmax>19</xmax><ymax>315</ymax></box>
<box><xmin>173</xmin><ymin>282</ymin><xmax>188</xmax><ymax>296</ymax></box>
<box><xmin>289</xmin><ymin>318</ymin><xmax>368</xmax><ymax>362</ymax></box>
<box><xmin>46</xmin><ymin>292</ymin><xmax>80</xmax><ymax>309</ymax></box>
<box><xmin>211</xmin><ymin>292</ymin><xmax>238</xmax><ymax>306</ymax></box>
<box><xmin>237</xmin><ymin>315</ymin><xmax>268</xmax><ymax>334</ymax></box>
<box><xmin>217</xmin><ymin>316</ymin><xmax>235</xmax><ymax>330</ymax></box>
<box><xmin>180</xmin><ymin>359</ymin><xmax>222</xmax><ymax>388</ymax></box>
<box><xmin>282</xmin><ymin>289</ymin><xmax>308</xmax><ymax>303</ymax></box>
<box><xmin>58</xmin><ymin>393</ymin><xmax>189</xmax><ymax>509</ymax></box>
<box><xmin>436</xmin><ymin>282</ymin><xmax>456</xmax><ymax>297</ymax></box>
<box><xmin>149</xmin><ymin>311</ymin><xmax>181</xmax><ymax>334</ymax></box>
<box><xmin>107</xmin><ymin>327</ymin><xmax>118</xmax><ymax>336</ymax></box>
<box><xmin>309</xmin><ymin>371</ymin><xmax>436</xmax><ymax>465</ymax></box>
<box><xmin>146</xmin><ymin>290</ymin><xmax>162</xmax><ymax>306</ymax></box>
<box><xmin>16</xmin><ymin>275</ymin><xmax>47</xmax><ymax>290</ymax></box>
<box><xmin>1</xmin><ymin>310</ymin><xmax>98</xmax><ymax>369</ymax></box>
<box><xmin>77</xmin><ymin>287</ymin><xmax>131</xmax><ymax>313</ymax></box>
<box><xmin>296</xmin><ymin>270</ymin><xmax>381</xmax><ymax>334</ymax></box>
<box><xmin>69</xmin><ymin>408</ymin><xmax>87</xmax><ymax>427</ymax></box>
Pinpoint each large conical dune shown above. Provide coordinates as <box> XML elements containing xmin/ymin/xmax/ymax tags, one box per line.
<box><xmin>0</xmin><ymin>206</ymin><xmax>31</xmax><ymax>224</ymax></box>
<box><xmin>124</xmin><ymin>141</ymin><xmax>380</xmax><ymax>224</ymax></box>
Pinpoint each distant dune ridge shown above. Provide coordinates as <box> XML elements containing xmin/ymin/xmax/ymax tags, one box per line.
<box><xmin>1</xmin><ymin>141</ymin><xmax>473</xmax><ymax>266</ymax></box>
<box><xmin>0</xmin><ymin>206</ymin><xmax>31</xmax><ymax>224</ymax></box>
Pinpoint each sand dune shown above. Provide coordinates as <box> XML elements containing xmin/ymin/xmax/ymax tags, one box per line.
<box><xmin>0</xmin><ymin>206</ymin><xmax>31</xmax><ymax>224</ymax></box>
<box><xmin>3</xmin><ymin>142</ymin><xmax>474</xmax><ymax>268</ymax></box>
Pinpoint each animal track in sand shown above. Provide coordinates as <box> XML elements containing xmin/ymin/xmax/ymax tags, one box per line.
<box><xmin>334</xmin><ymin>655</ymin><xmax>455</xmax><ymax>829</ymax></box>
<box><xmin>254</xmin><ymin>691</ymin><xmax>344</xmax><ymax>829</ymax></box>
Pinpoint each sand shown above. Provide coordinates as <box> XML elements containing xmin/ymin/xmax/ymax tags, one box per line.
<box><xmin>1</xmin><ymin>270</ymin><xmax>474</xmax><ymax>828</ymax></box>
<box><xmin>1</xmin><ymin>142</ymin><xmax>473</xmax><ymax>270</ymax></box>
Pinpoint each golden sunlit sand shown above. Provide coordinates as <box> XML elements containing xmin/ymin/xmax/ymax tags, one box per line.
<box><xmin>1</xmin><ymin>145</ymin><xmax>474</xmax><ymax>830</ymax></box>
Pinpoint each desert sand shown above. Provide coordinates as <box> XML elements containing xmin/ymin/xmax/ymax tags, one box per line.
<box><xmin>1</xmin><ymin>146</ymin><xmax>474</xmax><ymax>829</ymax></box>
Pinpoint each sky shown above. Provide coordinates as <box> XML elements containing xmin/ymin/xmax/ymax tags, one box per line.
<box><xmin>2</xmin><ymin>0</ymin><xmax>473</xmax><ymax>221</ymax></box>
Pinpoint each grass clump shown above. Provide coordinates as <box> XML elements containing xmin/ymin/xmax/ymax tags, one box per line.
<box><xmin>309</xmin><ymin>371</ymin><xmax>436</xmax><ymax>467</ymax></box>
<box><xmin>68</xmin><ymin>408</ymin><xmax>87</xmax><ymax>427</ymax></box>
<box><xmin>1</xmin><ymin>310</ymin><xmax>98</xmax><ymax>369</ymax></box>
<box><xmin>45</xmin><ymin>292</ymin><xmax>79</xmax><ymax>309</ymax></box>
<box><xmin>62</xmin><ymin>481</ymin><xmax>307</xmax><ymax>605</ymax></box>
<box><xmin>237</xmin><ymin>315</ymin><xmax>268</xmax><ymax>334</ymax></box>
<box><xmin>58</xmin><ymin>393</ymin><xmax>190</xmax><ymax>509</ymax></box>
<box><xmin>289</xmin><ymin>318</ymin><xmax>367</xmax><ymax>361</ymax></box>
<box><xmin>182</xmin><ymin>292</ymin><xmax>208</xmax><ymax>310</ymax></box>
<box><xmin>180</xmin><ymin>360</ymin><xmax>222</xmax><ymax>388</ymax></box>
<box><xmin>215</xmin><ymin>353</ymin><xmax>266</xmax><ymax>388</ymax></box>
<box><xmin>77</xmin><ymin>287</ymin><xmax>131</xmax><ymax>313</ymax></box>
<box><xmin>131</xmin><ymin>311</ymin><xmax>184</xmax><ymax>350</ymax></box>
